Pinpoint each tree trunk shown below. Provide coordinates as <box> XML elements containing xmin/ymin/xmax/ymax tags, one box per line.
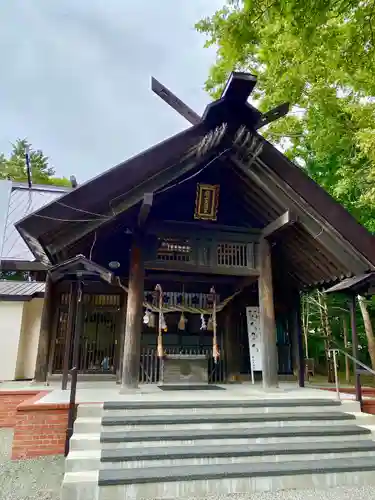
<box><xmin>317</xmin><ymin>291</ymin><xmax>334</xmax><ymax>383</ymax></box>
<box><xmin>342</xmin><ymin>317</ymin><xmax>350</xmax><ymax>384</ymax></box>
<box><xmin>357</xmin><ymin>295</ymin><xmax>375</xmax><ymax>370</ymax></box>
<box><xmin>301</xmin><ymin>295</ymin><xmax>309</xmax><ymax>359</ymax></box>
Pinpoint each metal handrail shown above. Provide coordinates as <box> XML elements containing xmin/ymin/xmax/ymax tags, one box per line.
<box><xmin>333</xmin><ymin>346</ymin><xmax>375</xmax><ymax>377</ymax></box>
<box><xmin>327</xmin><ymin>343</ymin><xmax>375</xmax><ymax>404</ymax></box>
<box><xmin>64</xmin><ymin>366</ymin><xmax>78</xmax><ymax>457</ymax></box>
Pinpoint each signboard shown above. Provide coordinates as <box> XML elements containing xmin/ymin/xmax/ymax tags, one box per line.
<box><xmin>246</xmin><ymin>307</ymin><xmax>262</xmax><ymax>378</ymax></box>
<box><xmin>194</xmin><ymin>183</ymin><xmax>220</xmax><ymax>221</ymax></box>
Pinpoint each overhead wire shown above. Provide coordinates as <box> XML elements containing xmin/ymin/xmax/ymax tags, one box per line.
<box><xmin>30</xmin><ymin>131</ymin><xmax>231</xmax><ymax>224</ymax></box>
<box><xmin>155</xmin><ymin>147</ymin><xmax>232</xmax><ymax>196</ymax></box>
<box><xmin>56</xmin><ymin>201</ymin><xmax>111</xmax><ymax>219</ymax></box>
<box><xmin>32</xmin><ymin>214</ymin><xmax>107</xmax><ymax>223</ymax></box>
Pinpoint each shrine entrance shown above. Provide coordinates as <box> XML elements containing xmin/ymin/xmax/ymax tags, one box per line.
<box><xmin>50</xmin><ymin>291</ymin><xmax>121</xmax><ymax>375</ymax></box>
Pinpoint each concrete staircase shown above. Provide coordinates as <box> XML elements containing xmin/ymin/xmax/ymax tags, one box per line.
<box><xmin>61</xmin><ymin>397</ymin><xmax>375</xmax><ymax>499</ymax></box>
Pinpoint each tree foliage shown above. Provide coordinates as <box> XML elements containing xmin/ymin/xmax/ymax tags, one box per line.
<box><xmin>0</xmin><ymin>139</ymin><xmax>71</xmax><ymax>187</ymax></box>
<box><xmin>197</xmin><ymin>0</ymin><xmax>375</xmax><ymax>374</ymax></box>
<box><xmin>196</xmin><ymin>0</ymin><xmax>375</xmax><ymax>230</ymax></box>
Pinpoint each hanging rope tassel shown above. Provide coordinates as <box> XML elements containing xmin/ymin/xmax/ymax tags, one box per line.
<box><xmin>155</xmin><ymin>284</ymin><xmax>164</xmax><ymax>358</ymax></box>
<box><xmin>207</xmin><ymin>315</ymin><xmax>213</xmax><ymax>331</ymax></box>
<box><xmin>200</xmin><ymin>313</ymin><xmax>207</xmax><ymax>330</ymax></box>
<box><xmin>211</xmin><ymin>286</ymin><xmax>219</xmax><ymax>363</ymax></box>
<box><xmin>148</xmin><ymin>311</ymin><xmax>156</xmax><ymax>328</ymax></box>
<box><xmin>178</xmin><ymin>312</ymin><xmax>187</xmax><ymax>331</ymax></box>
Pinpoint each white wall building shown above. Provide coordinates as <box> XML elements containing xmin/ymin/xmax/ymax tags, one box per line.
<box><xmin>0</xmin><ymin>281</ymin><xmax>45</xmax><ymax>380</ymax></box>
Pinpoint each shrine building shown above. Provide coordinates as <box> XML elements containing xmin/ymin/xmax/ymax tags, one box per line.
<box><xmin>13</xmin><ymin>72</ymin><xmax>375</xmax><ymax>390</ymax></box>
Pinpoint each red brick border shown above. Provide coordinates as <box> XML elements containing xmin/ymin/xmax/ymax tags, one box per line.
<box><xmin>321</xmin><ymin>387</ymin><xmax>375</xmax><ymax>396</ymax></box>
<box><xmin>319</xmin><ymin>387</ymin><xmax>375</xmax><ymax>415</ymax></box>
<box><xmin>0</xmin><ymin>391</ymin><xmax>40</xmax><ymax>427</ymax></box>
<box><xmin>363</xmin><ymin>400</ymin><xmax>375</xmax><ymax>414</ymax></box>
<box><xmin>12</xmin><ymin>391</ymin><xmax>71</xmax><ymax>459</ymax></box>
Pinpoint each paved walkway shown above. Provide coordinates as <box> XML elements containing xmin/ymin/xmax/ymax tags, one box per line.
<box><xmin>0</xmin><ymin>380</ymin><xmax>358</xmax><ymax>405</ymax></box>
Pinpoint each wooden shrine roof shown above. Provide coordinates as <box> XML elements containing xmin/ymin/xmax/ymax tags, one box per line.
<box><xmin>15</xmin><ymin>73</ymin><xmax>375</xmax><ymax>290</ymax></box>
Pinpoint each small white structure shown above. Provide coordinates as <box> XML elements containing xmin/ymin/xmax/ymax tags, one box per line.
<box><xmin>0</xmin><ymin>281</ymin><xmax>45</xmax><ymax>381</ymax></box>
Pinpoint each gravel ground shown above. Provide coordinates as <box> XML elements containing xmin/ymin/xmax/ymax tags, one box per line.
<box><xmin>193</xmin><ymin>486</ymin><xmax>375</xmax><ymax>500</ymax></box>
<box><xmin>0</xmin><ymin>428</ymin><xmax>65</xmax><ymax>500</ymax></box>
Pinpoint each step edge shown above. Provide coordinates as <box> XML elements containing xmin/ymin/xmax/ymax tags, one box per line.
<box><xmin>103</xmin><ymin>399</ymin><xmax>342</xmax><ymax>410</ymax></box>
<box><xmin>98</xmin><ymin>457</ymin><xmax>375</xmax><ymax>486</ymax></box>
<box><xmin>100</xmin><ymin>425</ymin><xmax>370</xmax><ymax>442</ymax></box>
<box><xmin>100</xmin><ymin>441</ymin><xmax>375</xmax><ymax>462</ymax></box>
<box><xmin>100</xmin><ymin>413</ymin><xmax>355</xmax><ymax>425</ymax></box>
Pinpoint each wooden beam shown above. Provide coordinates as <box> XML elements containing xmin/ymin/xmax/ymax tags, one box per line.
<box><xmin>116</xmin><ymin>290</ymin><xmax>127</xmax><ymax>384</ymax></box>
<box><xmin>144</xmin><ymin>272</ymin><xmax>243</xmax><ymax>285</ymax></box>
<box><xmin>144</xmin><ymin>260</ymin><xmax>259</xmax><ymax>277</ymax></box>
<box><xmin>349</xmin><ymin>294</ymin><xmax>362</xmax><ymax>402</ymax></box>
<box><xmin>289</xmin><ymin>289</ymin><xmax>305</xmax><ymax>387</ymax></box>
<box><xmin>0</xmin><ymin>260</ymin><xmax>47</xmax><ymax>271</ymax></box>
<box><xmin>62</xmin><ymin>282</ymin><xmax>77</xmax><ymax>390</ymax></box>
<box><xmin>47</xmin><ymin>132</ymin><xmax>209</xmax><ymax>256</ymax></box>
<box><xmin>138</xmin><ymin>193</ymin><xmax>153</xmax><ymax>227</ymax></box>
<box><xmin>255</xmin><ymin>157</ymin><xmax>370</xmax><ymax>272</ymax></box>
<box><xmin>260</xmin><ymin>140</ymin><xmax>375</xmax><ymax>268</ymax></box>
<box><xmin>151</xmin><ymin>77</ymin><xmax>201</xmax><ymax>125</ymax></box>
<box><xmin>223</xmin><ymin>309</ymin><xmax>236</xmax><ymax>382</ymax></box>
<box><xmin>258</xmin><ymin>238</ymin><xmax>278</xmax><ymax>388</ymax></box>
<box><xmin>33</xmin><ymin>272</ymin><xmax>54</xmax><ymax>382</ymax></box>
<box><xmin>120</xmin><ymin>234</ymin><xmax>145</xmax><ymax>389</ymax></box>
<box><xmin>255</xmin><ymin>103</ymin><xmax>289</xmax><ymax>129</ymax></box>
<box><xmin>231</xmin><ymin>154</ymin><xmax>367</xmax><ymax>275</ymax></box>
<box><xmin>221</xmin><ymin>72</ymin><xmax>257</xmax><ymax>103</ymax></box>
<box><xmin>262</xmin><ymin>210</ymin><xmax>297</xmax><ymax>239</ymax></box>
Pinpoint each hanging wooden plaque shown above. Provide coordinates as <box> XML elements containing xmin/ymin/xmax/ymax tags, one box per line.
<box><xmin>194</xmin><ymin>183</ymin><xmax>220</xmax><ymax>221</ymax></box>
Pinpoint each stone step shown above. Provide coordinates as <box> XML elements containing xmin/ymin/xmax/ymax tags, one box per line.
<box><xmin>61</xmin><ymin>456</ymin><xmax>375</xmax><ymax>499</ymax></box>
<box><xmin>79</xmin><ymin>424</ymin><xmax>369</xmax><ymax>450</ymax></box>
<box><xmin>104</xmin><ymin>398</ymin><xmax>342</xmax><ymax>412</ymax></box>
<box><xmin>78</xmin><ymin>399</ymin><xmax>360</xmax><ymax>419</ymax></box>
<box><xmin>74</xmin><ymin>411</ymin><xmax>355</xmax><ymax>434</ymax></box>
<box><xmin>102</xmin><ymin>410</ymin><xmax>354</xmax><ymax>426</ymax></box>
<box><xmin>65</xmin><ymin>440</ymin><xmax>375</xmax><ymax>472</ymax></box>
<box><xmin>101</xmin><ymin>412</ymin><xmax>355</xmax><ymax>433</ymax></box>
<box><xmin>69</xmin><ymin>424</ymin><xmax>371</xmax><ymax>451</ymax></box>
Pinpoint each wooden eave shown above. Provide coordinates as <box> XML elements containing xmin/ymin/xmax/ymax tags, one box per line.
<box><xmin>15</xmin><ymin>123</ymin><xmax>208</xmax><ymax>264</ymax></box>
<box><xmin>14</xmin><ymin>124</ymin><xmax>375</xmax><ymax>290</ymax></box>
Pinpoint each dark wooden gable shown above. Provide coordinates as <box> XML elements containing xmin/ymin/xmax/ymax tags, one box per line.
<box><xmin>148</xmin><ymin>157</ymin><xmax>262</xmax><ymax>229</ymax></box>
<box><xmin>15</xmin><ymin>72</ymin><xmax>375</xmax><ymax>289</ymax></box>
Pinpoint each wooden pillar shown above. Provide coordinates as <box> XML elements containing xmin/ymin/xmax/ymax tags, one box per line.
<box><xmin>290</xmin><ymin>306</ymin><xmax>299</xmax><ymax>378</ymax></box>
<box><xmin>62</xmin><ymin>282</ymin><xmax>78</xmax><ymax>390</ymax></box>
<box><xmin>258</xmin><ymin>238</ymin><xmax>278</xmax><ymax>389</ymax></box>
<box><xmin>223</xmin><ymin>310</ymin><xmax>235</xmax><ymax>382</ymax></box>
<box><xmin>289</xmin><ymin>289</ymin><xmax>305</xmax><ymax>387</ymax></box>
<box><xmin>71</xmin><ymin>280</ymin><xmax>84</xmax><ymax>373</ymax></box>
<box><xmin>121</xmin><ymin>235</ymin><xmax>145</xmax><ymax>390</ymax></box>
<box><xmin>34</xmin><ymin>272</ymin><xmax>54</xmax><ymax>383</ymax></box>
<box><xmin>116</xmin><ymin>291</ymin><xmax>127</xmax><ymax>384</ymax></box>
<box><xmin>349</xmin><ymin>294</ymin><xmax>362</xmax><ymax>403</ymax></box>
<box><xmin>292</xmin><ymin>290</ymin><xmax>305</xmax><ymax>387</ymax></box>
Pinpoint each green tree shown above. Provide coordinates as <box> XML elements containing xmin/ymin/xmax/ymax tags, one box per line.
<box><xmin>196</xmin><ymin>0</ymin><xmax>375</xmax><ymax>373</ymax></box>
<box><xmin>0</xmin><ymin>139</ymin><xmax>71</xmax><ymax>187</ymax></box>
<box><xmin>196</xmin><ymin>0</ymin><xmax>375</xmax><ymax>229</ymax></box>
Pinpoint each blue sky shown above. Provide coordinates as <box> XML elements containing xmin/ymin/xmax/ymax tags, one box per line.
<box><xmin>0</xmin><ymin>1</ymin><xmax>221</xmax><ymax>181</ymax></box>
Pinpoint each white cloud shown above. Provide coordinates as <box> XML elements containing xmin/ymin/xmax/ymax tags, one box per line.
<box><xmin>0</xmin><ymin>0</ymin><xmax>221</xmax><ymax>180</ymax></box>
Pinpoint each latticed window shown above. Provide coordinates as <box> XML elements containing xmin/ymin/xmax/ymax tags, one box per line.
<box><xmin>60</xmin><ymin>292</ymin><xmax>70</xmax><ymax>306</ymax></box>
<box><xmin>217</xmin><ymin>242</ymin><xmax>249</xmax><ymax>268</ymax></box>
<box><xmin>157</xmin><ymin>237</ymin><xmax>192</xmax><ymax>263</ymax></box>
<box><xmin>91</xmin><ymin>294</ymin><xmax>120</xmax><ymax>307</ymax></box>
